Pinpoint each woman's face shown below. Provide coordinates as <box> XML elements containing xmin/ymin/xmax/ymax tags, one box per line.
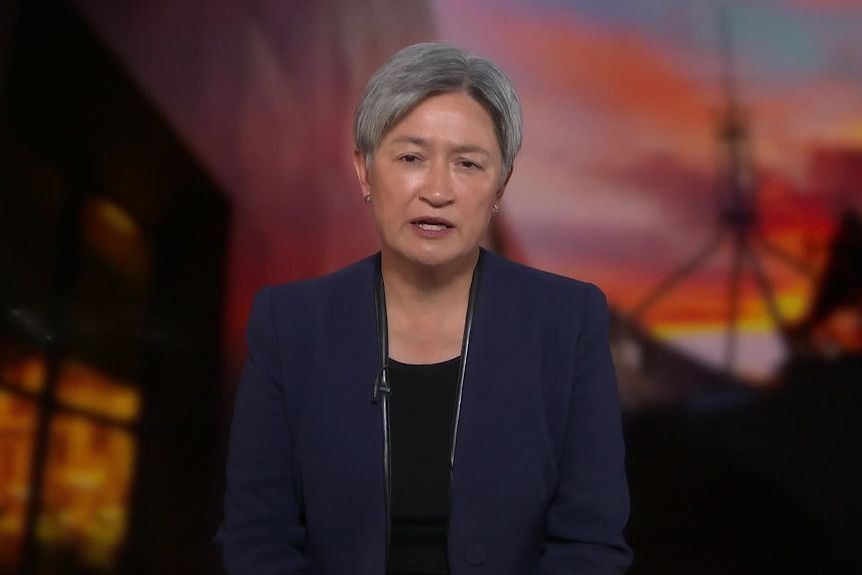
<box><xmin>354</xmin><ymin>91</ymin><xmax>508</xmax><ymax>271</ymax></box>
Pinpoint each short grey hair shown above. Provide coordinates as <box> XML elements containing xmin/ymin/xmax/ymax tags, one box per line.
<box><xmin>353</xmin><ymin>42</ymin><xmax>522</xmax><ymax>179</ymax></box>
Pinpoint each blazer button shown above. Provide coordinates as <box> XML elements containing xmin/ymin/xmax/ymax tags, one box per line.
<box><xmin>465</xmin><ymin>544</ymin><xmax>486</xmax><ymax>565</ymax></box>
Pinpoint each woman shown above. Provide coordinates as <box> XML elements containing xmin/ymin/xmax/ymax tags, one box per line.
<box><xmin>219</xmin><ymin>42</ymin><xmax>632</xmax><ymax>574</ymax></box>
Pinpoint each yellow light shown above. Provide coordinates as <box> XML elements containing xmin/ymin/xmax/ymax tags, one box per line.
<box><xmin>0</xmin><ymin>354</ymin><xmax>141</xmax><ymax>571</ymax></box>
<box><xmin>1</xmin><ymin>355</ymin><xmax>46</xmax><ymax>393</ymax></box>
<box><xmin>57</xmin><ymin>359</ymin><xmax>141</xmax><ymax>422</ymax></box>
<box><xmin>93</xmin><ymin>199</ymin><xmax>139</xmax><ymax>237</ymax></box>
<box><xmin>83</xmin><ymin>197</ymin><xmax>151</xmax><ymax>285</ymax></box>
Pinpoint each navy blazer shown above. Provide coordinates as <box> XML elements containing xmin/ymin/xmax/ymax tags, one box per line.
<box><xmin>219</xmin><ymin>250</ymin><xmax>632</xmax><ymax>574</ymax></box>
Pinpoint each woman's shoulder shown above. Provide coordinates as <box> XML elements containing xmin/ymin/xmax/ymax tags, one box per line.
<box><xmin>481</xmin><ymin>252</ymin><xmax>611</xmax><ymax>351</ymax></box>
<box><xmin>265</xmin><ymin>253</ymin><xmax>378</xmax><ymax>304</ymax></box>
<box><xmin>245</xmin><ymin>254</ymin><xmax>378</xmax><ymax>339</ymax></box>
<box><xmin>482</xmin><ymin>249</ymin><xmax>606</xmax><ymax>305</ymax></box>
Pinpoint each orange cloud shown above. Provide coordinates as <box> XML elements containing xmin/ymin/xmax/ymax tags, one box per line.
<box><xmin>438</xmin><ymin>0</ymin><xmax>856</xmax><ymax>338</ymax></box>
<box><xmin>440</xmin><ymin>0</ymin><xmax>718</xmax><ymax>138</ymax></box>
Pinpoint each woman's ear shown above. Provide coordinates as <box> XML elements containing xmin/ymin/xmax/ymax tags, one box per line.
<box><xmin>353</xmin><ymin>150</ymin><xmax>372</xmax><ymax>199</ymax></box>
<box><xmin>496</xmin><ymin>167</ymin><xmax>514</xmax><ymax>201</ymax></box>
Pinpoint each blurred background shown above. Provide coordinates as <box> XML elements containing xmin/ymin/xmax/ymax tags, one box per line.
<box><xmin>1</xmin><ymin>0</ymin><xmax>860</xmax><ymax>573</ymax></box>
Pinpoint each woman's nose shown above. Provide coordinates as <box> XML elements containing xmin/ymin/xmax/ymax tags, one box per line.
<box><xmin>419</xmin><ymin>161</ymin><xmax>455</xmax><ymax>207</ymax></box>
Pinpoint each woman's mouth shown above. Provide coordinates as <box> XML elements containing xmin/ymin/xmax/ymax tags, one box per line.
<box><xmin>410</xmin><ymin>217</ymin><xmax>454</xmax><ymax>236</ymax></box>
<box><xmin>411</xmin><ymin>217</ymin><xmax>453</xmax><ymax>228</ymax></box>
<box><xmin>418</xmin><ymin>222</ymin><xmax>447</xmax><ymax>231</ymax></box>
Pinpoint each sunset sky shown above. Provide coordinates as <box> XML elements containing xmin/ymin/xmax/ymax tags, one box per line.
<box><xmin>435</xmin><ymin>0</ymin><xmax>862</xmax><ymax>377</ymax></box>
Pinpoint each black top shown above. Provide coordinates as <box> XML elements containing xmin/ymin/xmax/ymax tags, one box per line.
<box><xmin>386</xmin><ymin>356</ymin><xmax>461</xmax><ymax>575</ymax></box>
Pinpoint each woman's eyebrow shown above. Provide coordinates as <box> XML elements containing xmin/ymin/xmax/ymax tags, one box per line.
<box><xmin>389</xmin><ymin>135</ymin><xmax>491</xmax><ymax>156</ymax></box>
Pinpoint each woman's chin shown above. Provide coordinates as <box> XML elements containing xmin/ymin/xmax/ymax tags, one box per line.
<box><xmin>387</xmin><ymin>244</ymin><xmax>478</xmax><ymax>271</ymax></box>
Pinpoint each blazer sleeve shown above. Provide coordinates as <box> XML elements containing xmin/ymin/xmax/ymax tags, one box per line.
<box><xmin>541</xmin><ymin>284</ymin><xmax>633</xmax><ymax>574</ymax></box>
<box><xmin>218</xmin><ymin>287</ymin><xmax>308</xmax><ymax>574</ymax></box>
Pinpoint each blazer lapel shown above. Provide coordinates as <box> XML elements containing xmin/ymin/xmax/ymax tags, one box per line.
<box><xmin>447</xmin><ymin>252</ymin><xmax>555</xmax><ymax>565</ymax></box>
<box><xmin>297</xmin><ymin>255</ymin><xmax>387</xmax><ymax>572</ymax></box>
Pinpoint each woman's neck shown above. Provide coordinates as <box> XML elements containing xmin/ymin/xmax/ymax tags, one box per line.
<box><xmin>380</xmin><ymin>249</ymin><xmax>478</xmax><ymax>311</ymax></box>
<box><xmin>380</xmin><ymin>249</ymin><xmax>479</xmax><ymax>364</ymax></box>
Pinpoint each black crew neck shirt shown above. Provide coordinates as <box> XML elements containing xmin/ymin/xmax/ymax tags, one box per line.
<box><xmin>385</xmin><ymin>356</ymin><xmax>460</xmax><ymax>575</ymax></box>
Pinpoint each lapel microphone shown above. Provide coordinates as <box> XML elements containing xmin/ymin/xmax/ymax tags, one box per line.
<box><xmin>371</xmin><ymin>364</ymin><xmax>391</xmax><ymax>403</ymax></box>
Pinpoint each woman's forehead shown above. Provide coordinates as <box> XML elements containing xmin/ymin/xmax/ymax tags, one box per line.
<box><xmin>381</xmin><ymin>93</ymin><xmax>500</xmax><ymax>154</ymax></box>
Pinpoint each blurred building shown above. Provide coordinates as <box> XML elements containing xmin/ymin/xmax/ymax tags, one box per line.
<box><xmin>1</xmin><ymin>2</ymin><xmax>228</xmax><ymax>573</ymax></box>
<box><xmin>618</xmin><ymin>210</ymin><xmax>862</xmax><ymax>574</ymax></box>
